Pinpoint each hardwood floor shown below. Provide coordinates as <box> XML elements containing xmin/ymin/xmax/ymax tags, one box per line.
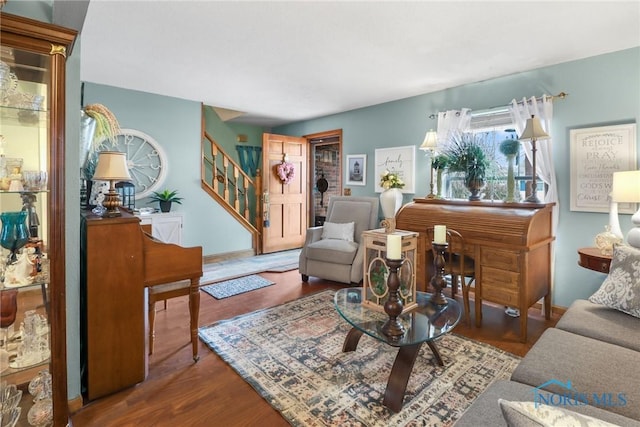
<box><xmin>70</xmin><ymin>270</ymin><xmax>560</xmax><ymax>426</ymax></box>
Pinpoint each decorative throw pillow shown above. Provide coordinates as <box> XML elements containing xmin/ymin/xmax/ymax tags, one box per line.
<box><xmin>321</xmin><ymin>221</ymin><xmax>355</xmax><ymax>242</ymax></box>
<box><xmin>589</xmin><ymin>243</ymin><xmax>640</xmax><ymax>318</ymax></box>
<box><xmin>498</xmin><ymin>399</ymin><xmax>618</xmax><ymax>427</ymax></box>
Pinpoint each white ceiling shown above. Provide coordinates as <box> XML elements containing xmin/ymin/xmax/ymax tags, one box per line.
<box><xmin>79</xmin><ymin>1</ymin><xmax>640</xmax><ymax>127</ymax></box>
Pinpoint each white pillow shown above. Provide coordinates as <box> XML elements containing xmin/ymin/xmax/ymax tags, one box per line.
<box><xmin>498</xmin><ymin>399</ymin><xmax>618</xmax><ymax>427</ymax></box>
<box><xmin>589</xmin><ymin>243</ymin><xmax>640</xmax><ymax>318</ymax></box>
<box><xmin>321</xmin><ymin>221</ymin><xmax>355</xmax><ymax>242</ymax></box>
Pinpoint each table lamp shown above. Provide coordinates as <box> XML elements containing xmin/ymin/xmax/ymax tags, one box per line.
<box><xmin>92</xmin><ymin>151</ymin><xmax>133</xmax><ymax>217</ymax></box>
<box><xmin>419</xmin><ymin>129</ymin><xmax>438</xmax><ymax>199</ymax></box>
<box><xmin>519</xmin><ymin>115</ymin><xmax>549</xmax><ymax>203</ymax></box>
<box><xmin>611</xmin><ymin>170</ymin><xmax>640</xmax><ymax>248</ymax></box>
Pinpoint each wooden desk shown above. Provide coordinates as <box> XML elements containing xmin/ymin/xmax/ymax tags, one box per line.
<box><xmin>396</xmin><ymin>199</ymin><xmax>554</xmax><ymax>343</ymax></box>
<box><xmin>578</xmin><ymin>247</ymin><xmax>611</xmax><ymax>274</ymax></box>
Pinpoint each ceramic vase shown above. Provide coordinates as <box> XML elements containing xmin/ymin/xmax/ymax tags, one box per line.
<box><xmin>504</xmin><ymin>154</ymin><xmax>518</xmax><ymax>203</ymax></box>
<box><xmin>380</xmin><ymin>188</ymin><xmax>403</xmax><ymax>219</ymax></box>
<box><xmin>436</xmin><ymin>169</ymin><xmax>444</xmax><ymax>198</ymax></box>
<box><xmin>465</xmin><ymin>178</ymin><xmax>485</xmax><ymax>201</ymax></box>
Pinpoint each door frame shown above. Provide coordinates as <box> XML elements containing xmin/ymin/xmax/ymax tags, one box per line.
<box><xmin>304</xmin><ymin>129</ymin><xmax>343</xmax><ymax>228</ymax></box>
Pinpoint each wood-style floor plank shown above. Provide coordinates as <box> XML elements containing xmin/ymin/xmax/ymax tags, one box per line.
<box><xmin>70</xmin><ymin>270</ymin><xmax>559</xmax><ymax>426</ymax></box>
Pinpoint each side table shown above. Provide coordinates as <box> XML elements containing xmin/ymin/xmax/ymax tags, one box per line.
<box><xmin>578</xmin><ymin>247</ymin><xmax>612</xmax><ymax>274</ymax></box>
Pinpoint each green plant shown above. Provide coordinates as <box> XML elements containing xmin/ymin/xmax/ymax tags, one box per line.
<box><xmin>379</xmin><ymin>170</ymin><xmax>405</xmax><ymax>190</ymax></box>
<box><xmin>442</xmin><ymin>132</ymin><xmax>490</xmax><ymax>183</ymax></box>
<box><xmin>149</xmin><ymin>189</ymin><xmax>183</xmax><ymax>204</ymax></box>
<box><xmin>432</xmin><ymin>154</ymin><xmax>449</xmax><ymax>170</ymax></box>
<box><xmin>499</xmin><ymin>138</ymin><xmax>520</xmax><ymax>156</ymax></box>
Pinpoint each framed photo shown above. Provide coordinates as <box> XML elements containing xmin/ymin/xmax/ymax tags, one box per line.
<box><xmin>374</xmin><ymin>145</ymin><xmax>416</xmax><ymax>193</ymax></box>
<box><xmin>346</xmin><ymin>154</ymin><xmax>367</xmax><ymax>186</ymax></box>
<box><xmin>570</xmin><ymin>123</ymin><xmax>637</xmax><ymax>213</ymax></box>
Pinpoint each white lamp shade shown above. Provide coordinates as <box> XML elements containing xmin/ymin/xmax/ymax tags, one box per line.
<box><xmin>92</xmin><ymin>151</ymin><xmax>132</xmax><ymax>181</ymax></box>
<box><xmin>611</xmin><ymin>170</ymin><xmax>640</xmax><ymax>203</ymax></box>
<box><xmin>519</xmin><ymin>115</ymin><xmax>549</xmax><ymax>141</ymax></box>
<box><xmin>419</xmin><ymin>129</ymin><xmax>438</xmax><ymax>151</ymax></box>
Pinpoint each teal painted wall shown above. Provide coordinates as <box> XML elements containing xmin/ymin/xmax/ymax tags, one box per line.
<box><xmin>275</xmin><ymin>47</ymin><xmax>640</xmax><ymax>308</ymax></box>
<box><xmin>82</xmin><ymin>83</ymin><xmax>257</xmax><ymax>256</ymax></box>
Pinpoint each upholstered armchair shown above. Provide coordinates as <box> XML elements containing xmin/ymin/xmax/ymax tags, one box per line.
<box><xmin>299</xmin><ymin>196</ymin><xmax>379</xmax><ymax>284</ymax></box>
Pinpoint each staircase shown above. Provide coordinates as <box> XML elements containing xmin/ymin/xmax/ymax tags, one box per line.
<box><xmin>201</xmin><ymin>130</ymin><xmax>262</xmax><ymax>253</ymax></box>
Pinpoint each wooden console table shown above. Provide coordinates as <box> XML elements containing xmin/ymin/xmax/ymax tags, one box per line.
<box><xmin>578</xmin><ymin>247</ymin><xmax>611</xmax><ymax>274</ymax></box>
<box><xmin>396</xmin><ymin>198</ymin><xmax>554</xmax><ymax>343</ymax></box>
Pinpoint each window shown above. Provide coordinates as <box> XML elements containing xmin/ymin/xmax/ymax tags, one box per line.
<box><xmin>444</xmin><ymin>108</ymin><xmax>544</xmax><ymax>201</ymax></box>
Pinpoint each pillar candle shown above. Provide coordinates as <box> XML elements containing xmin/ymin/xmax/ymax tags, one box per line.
<box><xmin>434</xmin><ymin>225</ymin><xmax>447</xmax><ymax>244</ymax></box>
<box><xmin>387</xmin><ymin>234</ymin><xmax>402</xmax><ymax>260</ymax></box>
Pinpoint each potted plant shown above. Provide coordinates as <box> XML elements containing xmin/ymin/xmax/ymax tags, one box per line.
<box><xmin>149</xmin><ymin>189</ymin><xmax>183</xmax><ymax>213</ymax></box>
<box><xmin>499</xmin><ymin>137</ymin><xmax>521</xmax><ymax>202</ymax></box>
<box><xmin>432</xmin><ymin>154</ymin><xmax>449</xmax><ymax>198</ymax></box>
<box><xmin>442</xmin><ymin>132</ymin><xmax>490</xmax><ymax>201</ymax></box>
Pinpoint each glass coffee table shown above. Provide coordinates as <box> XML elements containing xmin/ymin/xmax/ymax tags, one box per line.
<box><xmin>334</xmin><ymin>288</ymin><xmax>461</xmax><ymax>412</ymax></box>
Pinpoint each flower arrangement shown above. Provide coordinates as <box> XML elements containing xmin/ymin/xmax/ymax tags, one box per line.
<box><xmin>379</xmin><ymin>170</ymin><xmax>405</xmax><ymax>190</ymax></box>
<box><xmin>432</xmin><ymin>154</ymin><xmax>449</xmax><ymax>170</ymax></box>
<box><xmin>441</xmin><ymin>131</ymin><xmax>489</xmax><ymax>183</ymax></box>
<box><xmin>276</xmin><ymin>161</ymin><xmax>295</xmax><ymax>184</ymax></box>
<box><xmin>83</xmin><ymin>103</ymin><xmax>120</xmax><ymax>147</ymax></box>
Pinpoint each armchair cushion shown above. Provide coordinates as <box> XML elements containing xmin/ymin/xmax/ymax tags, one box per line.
<box><xmin>306</xmin><ymin>238</ymin><xmax>358</xmax><ymax>265</ymax></box>
<box><xmin>321</xmin><ymin>221</ymin><xmax>355</xmax><ymax>242</ymax></box>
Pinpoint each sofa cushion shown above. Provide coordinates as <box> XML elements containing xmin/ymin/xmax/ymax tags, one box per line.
<box><xmin>305</xmin><ymin>238</ymin><xmax>358</xmax><ymax>265</ymax></box>
<box><xmin>556</xmin><ymin>299</ymin><xmax>640</xmax><ymax>352</ymax></box>
<box><xmin>511</xmin><ymin>328</ymin><xmax>640</xmax><ymax>420</ymax></box>
<box><xmin>499</xmin><ymin>399</ymin><xmax>619</xmax><ymax>427</ymax></box>
<box><xmin>321</xmin><ymin>221</ymin><xmax>354</xmax><ymax>242</ymax></box>
<box><xmin>456</xmin><ymin>380</ymin><xmax>640</xmax><ymax>427</ymax></box>
<box><xmin>589</xmin><ymin>243</ymin><xmax>640</xmax><ymax>318</ymax></box>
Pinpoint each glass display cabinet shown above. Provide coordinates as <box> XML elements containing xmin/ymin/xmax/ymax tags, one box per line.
<box><xmin>0</xmin><ymin>13</ymin><xmax>76</xmax><ymax>427</ymax></box>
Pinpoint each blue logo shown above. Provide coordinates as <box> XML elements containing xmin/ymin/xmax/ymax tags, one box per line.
<box><xmin>533</xmin><ymin>379</ymin><xmax>627</xmax><ymax>409</ymax></box>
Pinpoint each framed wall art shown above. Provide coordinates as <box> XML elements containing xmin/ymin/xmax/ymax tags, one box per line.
<box><xmin>570</xmin><ymin>123</ymin><xmax>637</xmax><ymax>213</ymax></box>
<box><xmin>345</xmin><ymin>154</ymin><xmax>367</xmax><ymax>186</ymax></box>
<box><xmin>374</xmin><ymin>145</ymin><xmax>416</xmax><ymax>193</ymax></box>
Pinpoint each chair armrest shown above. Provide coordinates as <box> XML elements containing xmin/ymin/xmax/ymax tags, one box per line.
<box><xmin>304</xmin><ymin>226</ymin><xmax>323</xmax><ymax>245</ymax></box>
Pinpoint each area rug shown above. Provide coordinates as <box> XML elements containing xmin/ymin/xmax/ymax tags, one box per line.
<box><xmin>201</xmin><ymin>249</ymin><xmax>301</xmax><ymax>284</ymax></box>
<box><xmin>198</xmin><ymin>290</ymin><xmax>521</xmax><ymax>426</ymax></box>
<box><xmin>201</xmin><ymin>275</ymin><xmax>275</xmax><ymax>299</ymax></box>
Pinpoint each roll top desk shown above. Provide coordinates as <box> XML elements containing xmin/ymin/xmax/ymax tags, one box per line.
<box><xmin>395</xmin><ymin>198</ymin><xmax>554</xmax><ymax>342</ymax></box>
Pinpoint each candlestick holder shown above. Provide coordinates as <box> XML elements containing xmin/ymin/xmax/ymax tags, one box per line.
<box><xmin>381</xmin><ymin>257</ymin><xmax>406</xmax><ymax>338</ymax></box>
<box><xmin>430</xmin><ymin>242</ymin><xmax>449</xmax><ymax>305</ymax></box>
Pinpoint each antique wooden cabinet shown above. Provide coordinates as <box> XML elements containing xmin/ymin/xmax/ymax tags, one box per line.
<box><xmin>0</xmin><ymin>13</ymin><xmax>76</xmax><ymax>426</ymax></box>
<box><xmin>396</xmin><ymin>198</ymin><xmax>554</xmax><ymax>342</ymax></box>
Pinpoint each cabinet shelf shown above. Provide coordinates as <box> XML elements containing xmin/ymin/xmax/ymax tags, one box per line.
<box><xmin>0</xmin><ymin>104</ymin><xmax>48</xmax><ymax>127</ymax></box>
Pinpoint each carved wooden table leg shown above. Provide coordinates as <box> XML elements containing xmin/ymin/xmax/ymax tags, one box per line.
<box><xmin>189</xmin><ymin>277</ymin><xmax>201</xmax><ymax>362</ymax></box>
<box><xmin>342</xmin><ymin>327</ymin><xmax>364</xmax><ymax>352</ymax></box>
<box><xmin>383</xmin><ymin>343</ymin><xmax>423</xmax><ymax>413</ymax></box>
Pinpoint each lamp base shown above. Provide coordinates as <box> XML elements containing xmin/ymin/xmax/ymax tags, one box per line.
<box><xmin>524</xmin><ymin>194</ymin><xmax>541</xmax><ymax>204</ymax></box>
<box><xmin>102</xmin><ymin>189</ymin><xmax>123</xmax><ymax>217</ymax></box>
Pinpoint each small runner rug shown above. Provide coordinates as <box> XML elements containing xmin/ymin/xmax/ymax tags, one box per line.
<box><xmin>198</xmin><ymin>290</ymin><xmax>520</xmax><ymax>426</ymax></box>
<box><xmin>201</xmin><ymin>275</ymin><xmax>275</xmax><ymax>300</ymax></box>
<box><xmin>201</xmin><ymin>249</ymin><xmax>301</xmax><ymax>284</ymax></box>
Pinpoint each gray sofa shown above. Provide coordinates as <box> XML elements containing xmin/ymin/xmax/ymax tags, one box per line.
<box><xmin>456</xmin><ymin>299</ymin><xmax>640</xmax><ymax>426</ymax></box>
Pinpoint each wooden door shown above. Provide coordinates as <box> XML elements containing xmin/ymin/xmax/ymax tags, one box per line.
<box><xmin>262</xmin><ymin>133</ymin><xmax>307</xmax><ymax>253</ymax></box>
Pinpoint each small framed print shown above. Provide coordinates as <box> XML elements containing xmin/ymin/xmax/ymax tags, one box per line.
<box><xmin>346</xmin><ymin>154</ymin><xmax>366</xmax><ymax>186</ymax></box>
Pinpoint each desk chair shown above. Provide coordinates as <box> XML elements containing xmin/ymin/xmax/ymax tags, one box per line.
<box><xmin>426</xmin><ymin>227</ymin><xmax>476</xmax><ymax>324</ymax></box>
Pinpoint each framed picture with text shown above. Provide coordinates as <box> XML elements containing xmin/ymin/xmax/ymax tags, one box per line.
<box><xmin>570</xmin><ymin>123</ymin><xmax>637</xmax><ymax>213</ymax></box>
<box><xmin>346</xmin><ymin>154</ymin><xmax>367</xmax><ymax>186</ymax></box>
<box><xmin>374</xmin><ymin>146</ymin><xmax>416</xmax><ymax>193</ymax></box>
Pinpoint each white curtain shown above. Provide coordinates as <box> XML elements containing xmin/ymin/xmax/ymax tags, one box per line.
<box><xmin>509</xmin><ymin>96</ymin><xmax>558</xmax><ymax>312</ymax></box>
<box><xmin>508</xmin><ymin>96</ymin><xmax>559</xmax><ymax>233</ymax></box>
<box><xmin>436</xmin><ymin>108</ymin><xmax>472</xmax><ymax>148</ymax></box>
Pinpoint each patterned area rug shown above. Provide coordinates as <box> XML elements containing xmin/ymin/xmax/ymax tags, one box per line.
<box><xmin>201</xmin><ymin>275</ymin><xmax>275</xmax><ymax>299</ymax></box>
<box><xmin>201</xmin><ymin>249</ymin><xmax>301</xmax><ymax>284</ymax></box>
<box><xmin>198</xmin><ymin>290</ymin><xmax>521</xmax><ymax>426</ymax></box>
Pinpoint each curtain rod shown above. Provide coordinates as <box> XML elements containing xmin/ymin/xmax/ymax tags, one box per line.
<box><xmin>427</xmin><ymin>92</ymin><xmax>568</xmax><ymax>119</ymax></box>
